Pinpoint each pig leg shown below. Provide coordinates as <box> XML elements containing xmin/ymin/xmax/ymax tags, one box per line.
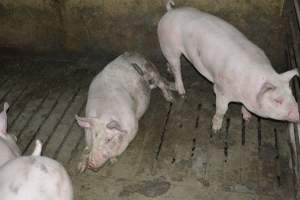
<box><xmin>212</xmin><ymin>86</ymin><xmax>229</xmax><ymax>133</ymax></box>
<box><xmin>166</xmin><ymin>62</ymin><xmax>173</xmax><ymax>74</ymax></box>
<box><xmin>166</xmin><ymin>56</ymin><xmax>186</xmax><ymax>96</ymax></box>
<box><xmin>156</xmin><ymin>77</ymin><xmax>176</xmax><ymax>102</ymax></box>
<box><xmin>110</xmin><ymin>157</ymin><xmax>118</xmax><ymax>164</ymax></box>
<box><xmin>241</xmin><ymin>106</ymin><xmax>252</xmax><ymax>121</ymax></box>
<box><xmin>144</xmin><ymin>61</ymin><xmax>176</xmax><ymax>102</ymax></box>
<box><xmin>78</xmin><ymin>147</ymin><xmax>90</xmax><ymax>173</ymax></box>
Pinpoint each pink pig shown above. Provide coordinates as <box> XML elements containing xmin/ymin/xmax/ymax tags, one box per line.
<box><xmin>76</xmin><ymin>52</ymin><xmax>175</xmax><ymax>172</ymax></box>
<box><xmin>0</xmin><ymin>140</ymin><xmax>74</xmax><ymax>200</ymax></box>
<box><xmin>158</xmin><ymin>1</ymin><xmax>300</xmax><ymax>132</ymax></box>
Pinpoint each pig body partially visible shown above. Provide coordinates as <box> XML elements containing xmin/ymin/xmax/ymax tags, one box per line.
<box><xmin>0</xmin><ymin>140</ymin><xmax>73</xmax><ymax>200</ymax></box>
<box><xmin>0</xmin><ymin>102</ymin><xmax>20</xmax><ymax>167</ymax></box>
<box><xmin>76</xmin><ymin>52</ymin><xmax>175</xmax><ymax>172</ymax></box>
<box><xmin>158</xmin><ymin>1</ymin><xmax>299</xmax><ymax>132</ymax></box>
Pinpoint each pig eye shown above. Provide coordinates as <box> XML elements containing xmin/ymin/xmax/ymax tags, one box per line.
<box><xmin>105</xmin><ymin>138</ymin><xmax>112</xmax><ymax>143</ymax></box>
<box><xmin>274</xmin><ymin>98</ymin><xmax>283</xmax><ymax>105</ymax></box>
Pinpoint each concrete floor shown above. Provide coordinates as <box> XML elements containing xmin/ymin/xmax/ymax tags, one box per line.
<box><xmin>0</xmin><ymin>55</ymin><xmax>295</xmax><ymax>200</ymax></box>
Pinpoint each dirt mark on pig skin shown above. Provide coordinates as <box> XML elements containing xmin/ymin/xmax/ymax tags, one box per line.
<box><xmin>9</xmin><ymin>182</ymin><xmax>23</xmax><ymax>195</ymax></box>
<box><xmin>38</xmin><ymin>163</ymin><xmax>49</xmax><ymax>174</ymax></box>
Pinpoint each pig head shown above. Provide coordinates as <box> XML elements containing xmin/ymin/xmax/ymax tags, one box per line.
<box><xmin>0</xmin><ymin>102</ymin><xmax>20</xmax><ymax>166</ymax></box>
<box><xmin>75</xmin><ymin>115</ymin><xmax>129</xmax><ymax>172</ymax></box>
<box><xmin>251</xmin><ymin>69</ymin><xmax>299</xmax><ymax>122</ymax></box>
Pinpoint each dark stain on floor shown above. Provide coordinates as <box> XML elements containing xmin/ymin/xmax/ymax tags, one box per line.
<box><xmin>119</xmin><ymin>177</ymin><xmax>171</xmax><ymax>197</ymax></box>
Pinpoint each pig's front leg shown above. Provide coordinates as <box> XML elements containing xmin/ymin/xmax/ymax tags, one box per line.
<box><xmin>241</xmin><ymin>106</ymin><xmax>252</xmax><ymax>121</ymax></box>
<box><xmin>212</xmin><ymin>86</ymin><xmax>229</xmax><ymax>133</ymax></box>
<box><xmin>77</xmin><ymin>147</ymin><xmax>90</xmax><ymax>173</ymax></box>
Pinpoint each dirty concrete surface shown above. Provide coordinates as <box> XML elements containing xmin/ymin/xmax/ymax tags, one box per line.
<box><xmin>0</xmin><ymin>54</ymin><xmax>294</xmax><ymax>200</ymax></box>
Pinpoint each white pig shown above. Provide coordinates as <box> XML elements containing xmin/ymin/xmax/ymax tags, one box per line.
<box><xmin>76</xmin><ymin>51</ymin><xmax>175</xmax><ymax>172</ymax></box>
<box><xmin>0</xmin><ymin>102</ymin><xmax>20</xmax><ymax>167</ymax></box>
<box><xmin>0</xmin><ymin>140</ymin><xmax>74</xmax><ymax>200</ymax></box>
<box><xmin>158</xmin><ymin>1</ymin><xmax>300</xmax><ymax>132</ymax></box>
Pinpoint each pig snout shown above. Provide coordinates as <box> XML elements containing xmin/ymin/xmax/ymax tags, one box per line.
<box><xmin>87</xmin><ymin>151</ymin><xmax>109</xmax><ymax>170</ymax></box>
<box><xmin>287</xmin><ymin>108</ymin><xmax>300</xmax><ymax>123</ymax></box>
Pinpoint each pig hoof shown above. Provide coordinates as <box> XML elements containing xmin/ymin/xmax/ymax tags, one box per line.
<box><xmin>212</xmin><ymin>116</ymin><xmax>223</xmax><ymax>133</ymax></box>
<box><xmin>77</xmin><ymin>162</ymin><xmax>87</xmax><ymax>173</ymax></box>
<box><xmin>164</xmin><ymin>93</ymin><xmax>175</xmax><ymax>102</ymax></box>
<box><xmin>241</xmin><ymin>107</ymin><xmax>252</xmax><ymax>121</ymax></box>
<box><xmin>176</xmin><ymin>86</ymin><xmax>186</xmax><ymax>97</ymax></box>
<box><xmin>242</xmin><ymin>113</ymin><xmax>252</xmax><ymax>122</ymax></box>
<box><xmin>212</xmin><ymin>127</ymin><xmax>221</xmax><ymax>134</ymax></box>
<box><xmin>243</xmin><ymin>115</ymin><xmax>251</xmax><ymax>122</ymax></box>
<box><xmin>110</xmin><ymin>157</ymin><xmax>118</xmax><ymax>164</ymax></box>
<box><xmin>177</xmin><ymin>90</ymin><xmax>186</xmax><ymax>97</ymax></box>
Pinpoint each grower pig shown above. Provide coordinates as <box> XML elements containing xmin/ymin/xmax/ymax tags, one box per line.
<box><xmin>76</xmin><ymin>51</ymin><xmax>175</xmax><ymax>172</ymax></box>
<box><xmin>158</xmin><ymin>1</ymin><xmax>299</xmax><ymax>132</ymax></box>
<box><xmin>0</xmin><ymin>102</ymin><xmax>20</xmax><ymax>167</ymax></box>
<box><xmin>0</xmin><ymin>140</ymin><xmax>74</xmax><ymax>200</ymax></box>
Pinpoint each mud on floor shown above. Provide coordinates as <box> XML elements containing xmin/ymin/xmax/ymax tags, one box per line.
<box><xmin>0</xmin><ymin>55</ymin><xmax>295</xmax><ymax>200</ymax></box>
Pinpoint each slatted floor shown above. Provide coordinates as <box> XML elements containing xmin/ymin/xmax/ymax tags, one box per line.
<box><xmin>0</xmin><ymin>55</ymin><xmax>295</xmax><ymax>200</ymax></box>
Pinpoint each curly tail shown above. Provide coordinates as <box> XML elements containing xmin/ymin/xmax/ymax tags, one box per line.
<box><xmin>166</xmin><ymin>0</ymin><xmax>175</xmax><ymax>11</ymax></box>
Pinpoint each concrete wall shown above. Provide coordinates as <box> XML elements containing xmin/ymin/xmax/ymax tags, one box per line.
<box><xmin>0</xmin><ymin>0</ymin><xmax>286</xmax><ymax>66</ymax></box>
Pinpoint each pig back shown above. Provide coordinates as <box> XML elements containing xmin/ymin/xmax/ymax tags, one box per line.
<box><xmin>87</xmin><ymin>56</ymin><xmax>151</xmax><ymax>119</ymax></box>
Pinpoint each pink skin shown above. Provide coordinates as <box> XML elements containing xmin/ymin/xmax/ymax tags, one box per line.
<box><xmin>158</xmin><ymin>4</ymin><xmax>300</xmax><ymax>132</ymax></box>
<box><xmin>75</xmin><ymin>52</ymin><xmax>174</xmax><ymax>172</ymax></box>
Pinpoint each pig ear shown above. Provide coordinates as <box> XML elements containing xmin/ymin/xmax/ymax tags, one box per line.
<box><xmin>280</xmin><ymin>68</ymin><xmax>299</xmax><ymax>82</ymax></box>
<box><xmin>75</xmin><ymin>115</ymin><xmax>96</xmax><ymax>129</ymax></box>
<box><xmin>106</xmin><ymin>120</ymin><xmax>126</xmax><ymax>134</ymax></box>
<box><xmin>257</xmin><ymin>82</ymin><xmax>276</xmax><ymax>105</ymax></box>
<box><xmin>0</xmin><ymin>102</ymin><xmax>9</xmax><ymax>135</ymax></box>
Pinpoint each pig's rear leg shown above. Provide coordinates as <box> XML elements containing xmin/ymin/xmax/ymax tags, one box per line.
<box><xmin>156</xmin><ymin>76</ymin><xmax>176</xmax><ymax>102</ymax></box>
<box><xmin>212</xmin><ymin>86</ymin><xmax>229</xmax><ymax>133</ymax></box>
<box><xmin>165</xmin><ymin>55</ymin><xmax>186</xmax><ymax>96</ymax></box>
<box><xmin>241</xmin><ymin>106</ymin><xmax>252</xmax><ymax>121</ymax></box>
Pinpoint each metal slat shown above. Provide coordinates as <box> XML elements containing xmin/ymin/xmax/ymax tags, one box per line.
<box><xmin>287</xmin><ymin>1</ymin><xmax>300</xmax><ymax>198</ymax></box>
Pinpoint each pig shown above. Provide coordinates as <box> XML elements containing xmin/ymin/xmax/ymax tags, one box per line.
<box><xmin>0</xmin><ymin>102</ymin><xmax>20</xmax><ymax>167</ymax></box>
<box><xmin>75</xmin><ymin>51</ymin><xmax>175</xmax><ymax>172</ymax></box>
<box><xmin>158</xmin><ymin>0</ymin><xmax>300</xmax><ymax>132</ymax></box>
<box><xmin>0</xmin><ymin>140</ymin><xmax>74</xmax><ymax>200</ymax></box>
